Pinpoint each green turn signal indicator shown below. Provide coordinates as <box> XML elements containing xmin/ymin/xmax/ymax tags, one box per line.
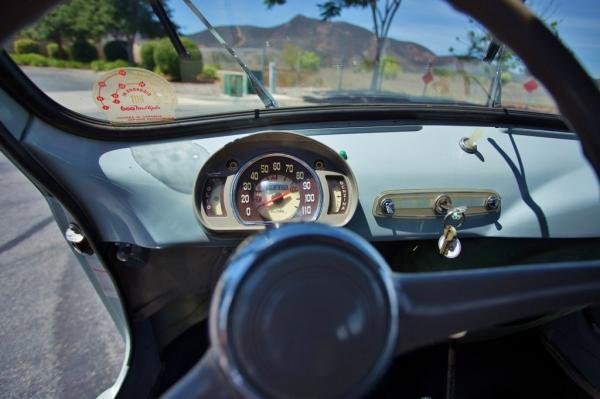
<box><xmin>339</xmin><ymin>150</ymin><xmax>348</xmax><ymax>160</ymax></box>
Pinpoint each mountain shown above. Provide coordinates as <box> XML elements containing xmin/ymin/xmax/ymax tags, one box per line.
<box><xmin>187</xmin><ymin>15</ymin><xmax>436</xmax><ymax>71</ymax></box>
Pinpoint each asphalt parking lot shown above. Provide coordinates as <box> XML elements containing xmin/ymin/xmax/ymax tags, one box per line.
<box><xmin>0</xmin><ymin>153</ymin><xmax>124</xmax><ymax>398</ymax></box>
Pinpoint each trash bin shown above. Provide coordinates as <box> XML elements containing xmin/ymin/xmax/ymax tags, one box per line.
<box><xmin>223</xmin><ymin>72</ymin><xmax>246</xmax><ymax>97</ymax></box>
<box><xmin>223</xmin><ymin>70</ymin><xmax>264</xmax><ymax>96</ymax></box>
<box><xmin>180</xmin><ymin>59</ymin><xmax>203</xmax><ymax>82</ymax></box>
<box><xmin>246</xmin><ymin>70</ymin><xmax>263</xmax><ymax>94</ymax></box>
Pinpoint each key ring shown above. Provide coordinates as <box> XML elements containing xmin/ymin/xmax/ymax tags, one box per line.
<box><xmin>443</xmin><ymin>206</ymin><xmax>467</xmax><ymax>229</ymax></box>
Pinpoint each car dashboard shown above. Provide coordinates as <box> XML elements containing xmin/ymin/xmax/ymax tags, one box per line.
<box><xmin>25</xmin><ymin>120</ymin><xmax>600</xmax><ymax>249</ymax></box>
<box><xmin>8</xmin><ymin>109</ymin><xmax>600</xmax><ymax>362</ymax></box>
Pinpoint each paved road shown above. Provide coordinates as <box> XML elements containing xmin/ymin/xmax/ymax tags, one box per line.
<box><xmin>0</xmin><ymin>153</ymin><xmax>123</xmax><ymax>398</ymax></box>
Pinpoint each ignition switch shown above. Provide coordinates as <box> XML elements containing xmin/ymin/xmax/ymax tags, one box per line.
<box><xmin>434</xmin><ymin>194</ymin><xmax>452</xmax><ymax>215</ymax></box>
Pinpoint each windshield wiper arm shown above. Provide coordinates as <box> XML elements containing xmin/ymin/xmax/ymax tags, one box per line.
<box><xmin>150</xmin><ymin>0</ymin><xmax>190</xmax><ymax>60</ymax></box>
<box><xmin>487</xmin><ymin>43</ymin><xmax>505</xmax><ymax>107</ymax></box>
<box><xmin>484</xmin><ymin>0</ymin><xmax>527</xmax><ymax>106</ymax></box>
<box><xmin>183</xmin><ymin>0</ymin><xmax>279</xmax><ymax>109</ymax></box>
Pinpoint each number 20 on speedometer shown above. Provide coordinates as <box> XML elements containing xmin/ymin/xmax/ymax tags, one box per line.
<box><xmin>234</xmin><ymin>155</ymin><xmax>322</xmax><ymax>223</ymax></box>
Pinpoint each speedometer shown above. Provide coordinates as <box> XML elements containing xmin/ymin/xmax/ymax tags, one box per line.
<box><xmin>233</xmin><ymin>154</ymin><xmax>322</xmax><ymax>224</ymax></box>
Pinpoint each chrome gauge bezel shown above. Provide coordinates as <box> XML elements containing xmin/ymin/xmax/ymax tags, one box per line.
<box><xmin>231</xmin><ymin>153</ymin><xmax>324</xmax><ymax>225</ymax></box>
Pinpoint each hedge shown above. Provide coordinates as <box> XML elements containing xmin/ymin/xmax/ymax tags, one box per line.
<box><xmin>70</xmin><ymin>39</ymin><xmax>98</xmax><ymax>62</ymax></box>
<box><xmin>11</xmin><ymin>53</ymin><xmax>88</xmax><ymax>69</ymax></box>
<box><xmin>14</xmin><ymin>38</ymin><xmax>40</xmax><ymax>55</ymax></box>
<box><xmin>140</xmin><ymin>41</ymin><xmax>157</xmax><ymax>71</ymax></box>
<box><xmin>153</xmin><ymin>37</ymin><xmax>201</xmax><ymax>81</ymax></box>
<box><xmin>46</xmin><ymin>43</ymin><xmax>68</xmax><ymax>60</ymax></box>
<box><xmin>104</xmin><ymin>41</ymin><xmax>128</xmax><ymax>61</ymax></box>
<box><xmin>197</xmin><ymin>65</ymin><xmax>218</xmax><ymax>82</ymax></box>
<box><xmin>90</xmin><ymin>59</ymin><xmax>130</xmax><ymax>71</ymax></box>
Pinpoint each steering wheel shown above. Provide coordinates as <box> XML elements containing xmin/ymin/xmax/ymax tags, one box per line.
<box><xmin>163</xmin><ymin>1</ymin><xmax>600</xmax><ymax>398</ymax></box>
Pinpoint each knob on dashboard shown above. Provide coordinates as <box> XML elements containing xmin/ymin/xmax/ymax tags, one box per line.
<box><xmin>380</xmin><ymin>198</ymin><xmax>395</xmax><ymax>215</ymax></box>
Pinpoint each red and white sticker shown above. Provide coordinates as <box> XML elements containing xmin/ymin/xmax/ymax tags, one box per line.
<box><xmin>92</xmin><ymin>67</ymin><xmax>176</xmax><ymax>123</ymax></box>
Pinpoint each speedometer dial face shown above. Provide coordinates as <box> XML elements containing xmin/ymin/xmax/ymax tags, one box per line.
<box><xmin>234</xmin><ymin>155</ymin><xmax>322</xmax><ymax>224</ymax></box>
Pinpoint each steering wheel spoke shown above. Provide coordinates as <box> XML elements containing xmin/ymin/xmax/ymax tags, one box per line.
<box><xmin>393</xmin><ymin>261</ymin><xmax>600</xmax><ymax>354</ymax></box>
<box><xmin>161</xmin><ymin>347</ymin><xmax>239</xmax><ymax>399</ymax></box>
<box><xmin>164</xmin><ymin>225</ymin><xmax>600</xmax><ymax>399</ymax></box>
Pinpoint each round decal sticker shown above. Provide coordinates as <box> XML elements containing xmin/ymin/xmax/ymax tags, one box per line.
<box><xmin>92</xmin><ymin>67</ymin><xmax>176</xmax><ymax>123</ymax></box>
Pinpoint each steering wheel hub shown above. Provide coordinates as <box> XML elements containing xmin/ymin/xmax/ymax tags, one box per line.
<box><xmin>210</xmin><ymin>224</ymin><xmax>398</xmax><ymax>399</ymax></box>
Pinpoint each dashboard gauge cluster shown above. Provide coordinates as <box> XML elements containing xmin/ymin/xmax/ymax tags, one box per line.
<box><xmin>326</xmin><ymin>176</ymin><xmax>349</xmax><ymax>214</ymax></box>
<box><xmin>194</xmin><ymin>132</ymin><xmax>358</xmax><ymax>232</ymax></box>
<box><xmin>233</xmin><ymin>154</ymin><xmax>321</xmax><ymax>223</ymax></box>
<box><xmin>202</xmin><ymin>178</ymin><xmax>226</xmax><ymax>217</ymax></box>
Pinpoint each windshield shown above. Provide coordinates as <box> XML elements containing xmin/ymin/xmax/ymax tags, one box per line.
<box><xmin>5</xmin><ymin>0</ymin><xmax>599</xmax><ymax>122</ymax></box>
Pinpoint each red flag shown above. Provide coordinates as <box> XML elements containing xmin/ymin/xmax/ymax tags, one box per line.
<box><xmin>422</xmin><ymin>71</ymin><xmax>433</xmax><ymax>84</ymax></box>
<box><xmin>523</xmin><ymin>79</ymin><xmax>538</xmax><ymax>93</ymax></box>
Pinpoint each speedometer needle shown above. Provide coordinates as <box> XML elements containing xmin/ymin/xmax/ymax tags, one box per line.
<box><xmin>257</xmin><ymin>190</ymin><xmax>293</xmax><ymax>208</ymax></box>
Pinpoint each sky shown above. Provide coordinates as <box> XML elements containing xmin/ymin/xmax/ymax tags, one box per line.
<box><xmin>169</xmin><ymin>0</ymin><xmax>600</xmax><ymax>76</ymax></box>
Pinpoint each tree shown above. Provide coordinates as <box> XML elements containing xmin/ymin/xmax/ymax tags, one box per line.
<box><xmin>281</xmin><ymin>43</ymin><xmax>302</xmax><ymax>83</ymax></box>
<box><xmin>448</xmin><ymin>0</ymin><xmax>559</xmax><ymax>103</ymax></box>
<box><xmin>265</xmin><ymin>0</ymin><xmax>402</xmax><ymax>91</ymax></box>
<box><xmin>25</xmin><ymin>0</ymin><xmax>106</xmax><ymax>53</ymax></box>
<box><xmin>103</xmin><ymin>0</ymin><xmax>165</xmax><ymax>63</ymax></box>
<box><xmin>450</xmin><ymin>0</ymin><xmax>559</xmax><ymax>73</ymax></box>
<box><xmin>26</xmin><ymin>0</ymin><xmax>168</xmax><ymax>63</ymax></box>
<box><xmin>281</xmin><ymin>43</ymin><xmax>302</xmax><ymax>71</ymax></box>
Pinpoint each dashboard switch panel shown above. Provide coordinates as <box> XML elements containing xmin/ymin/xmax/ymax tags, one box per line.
<box><xmin>373</xmin><ymin>189</ymin><xmax>501</xmax><ymax>219</ymax></box>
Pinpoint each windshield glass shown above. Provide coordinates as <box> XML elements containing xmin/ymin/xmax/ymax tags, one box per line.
<box><xmin>5</xmin><ymin>0</ymin><xmax>599</xmax><ymax>122</ymax></box>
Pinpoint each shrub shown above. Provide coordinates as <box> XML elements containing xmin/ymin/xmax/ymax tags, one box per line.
<box><xmin>299</xmin><ymin>51</ymin><xmax>321</xmax><ymax>71</ymax></box>
<box><xmin>90</xmin><ymin>59</ymin><xmax>130</xmax><ymax>71</ymax></box>
<box><xmin>432</xmin><ymin>67</ymin><xmax>454</xmax><ymax>78</ymax></box>
<box><xmin>14</xmin><ymin>38</ymin><xmax>41</xmax><ymax>54</ymax></box>
<box><xmin>202</xmin><ymin>65</ymin><xmax>218</xmax><ymax>80</ymax></box>
<box><xmin>11</xmin><ymin>53</ymin><xmax>90</xmax><ymax>68</ymax></box>
<box><xmin>140</xmin><ymin>41</ymin><xmax>157</xmax><ymax>71</ymax></box>
<box><xmin>66</xmin><ymin>60</ymin><xmax>88</xmax><ymax>69</ymax></box>
<box><xmin>11</xmin><ymin>53</ymin><xmax>49</xmax><ymax>66</ymax></box>
<box><xmin>70</xmin><ymin>39</ymin><xmax>98</xmax><ymax>62</ymax></box>
<box><xmin>104</xmin><ymin>40</ymin><xmax>128</xmax><ymax>61</ymax></box>
<box><xmin>46</xmin><ymin>43</ymin><xmax>68</xmax><ymax>60</ymax></box>
<box><xmin>48</xmin><ymin>59</ymin><xmax>66</xmax><ymax>68</ymax></box>
<box><xmin>359</xmin><ymin>57</ymin><xmax>374</xmax><ymax>72</ymax></box>
<box><xmin>197</xmin><ymin>65</ymin><xmax>218</xmax><ymax>82</ymax></box>
<box><xmin>153</xmin><ymin>37</ymin><xmax>201</xmax><ymax>81</ymax></box>
<box><xmin>281</xmin><ymin>43</ymin><xmax>301</xmax><ymax>70</ymax></box>
<box><xmin>52</xmin><ymin>59</ymin><xmax>88</xmax><ymax>69</ymax></box>
<box><xmin>153</xmin><ymin>39</ymin><xmax>178</xmax><ymax>79</ymax></box>
<box><xmin>381</xmin><ymin>55</ymin><xmax>401</xmax><ymax>79</ymax></box>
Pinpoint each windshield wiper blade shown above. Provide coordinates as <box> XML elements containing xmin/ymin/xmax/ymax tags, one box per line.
<box><xmin>483</xmin><ymin>40</ymin><xmax>501</xmax><ymax>63</ymax></box>
<box><xmin>183</xmin><ymin>0</ymin><xmax>279</xmax><ymax>109</ymax></box>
